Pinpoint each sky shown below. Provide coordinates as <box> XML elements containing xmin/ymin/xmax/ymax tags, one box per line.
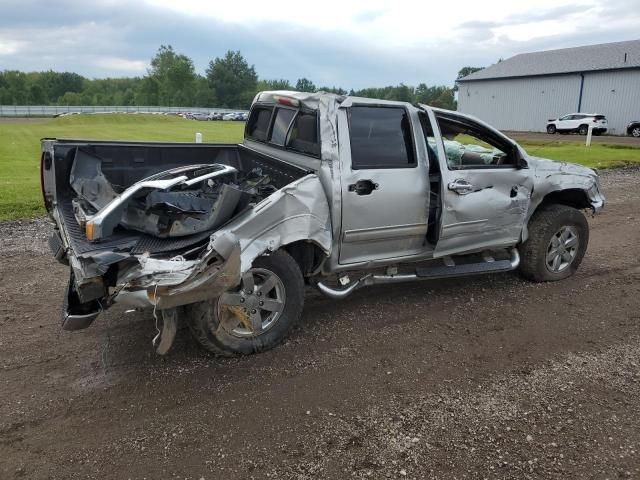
<box><xmin>1</xmin><ymin>0</ymin><xmax>639</xmax><ymax>89</ymax></box>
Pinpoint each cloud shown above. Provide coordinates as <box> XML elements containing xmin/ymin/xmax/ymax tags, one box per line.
<box><xmin>0</xmin><ymin>0</ymin><xmax>639</xmax><ymax>88</ymax></box>
<box><xmin>0</xmin><ymin>39</ymin><xmax>25</xmax><ymax>55</ymax></box>
<box><xmin>92</xmin><ymin>57</ymin><xmax>148</xmax><ymax>74</ymax></box>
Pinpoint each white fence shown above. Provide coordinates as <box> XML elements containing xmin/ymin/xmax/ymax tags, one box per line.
<box><xmin>0</xmin><ymin>105</ymin><xmax>248</xmax><ymax>117</ymax></box>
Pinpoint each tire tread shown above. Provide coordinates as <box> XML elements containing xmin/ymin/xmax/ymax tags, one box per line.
<box><xmin>519</xmin><ymin>204</ymin><xmax>589</xmax><ymax>282</ymax></box>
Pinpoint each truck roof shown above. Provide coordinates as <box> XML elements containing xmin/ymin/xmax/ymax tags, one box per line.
<box><xmin>254</xmin><ymin>90</ymin><xmax>422</xmax><ymax>111</ymax></box>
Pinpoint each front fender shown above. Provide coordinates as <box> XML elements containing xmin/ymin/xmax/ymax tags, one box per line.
<box><xmin>528</xmin><ymin>158</ymin><xmax>605</xmax><ymax>216</ymax></box>
<box><xmin>520</xmin><ymin>157</ymin><xmax>605</xmax><ymax>241</ymax></box>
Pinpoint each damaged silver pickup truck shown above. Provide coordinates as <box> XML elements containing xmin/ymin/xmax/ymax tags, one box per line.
<box><xmin>41</xmin><ymin>91</ymin><xmax>604</xmax><ymax>356</ymax></box>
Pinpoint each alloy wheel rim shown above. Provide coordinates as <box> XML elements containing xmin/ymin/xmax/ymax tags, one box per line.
<box><xmin>546</xmin><ymin>226</ymin><xmax>579</xmax><ymax>273</ymax></box>
<box><xmin>217</xmin><ymin>268</ymin><xmax>286</xmax><ymax>338</ymax></box>
<box><xmin>632</xmin><ymin>127</ymin><xmax>640</xmax><ymax>137</ymax></box>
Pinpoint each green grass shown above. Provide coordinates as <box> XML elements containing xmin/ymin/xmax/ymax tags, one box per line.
<box><xmin>1</xmin><ymin>114</ymin><xmax>639</xmax><ymax>220</ymax></box>
<box><xmin>0</xmin><ymin>114</ymin><xmax>244</xmax><ymax>220</ymax></box>
<box><xmin>518</xmin><ymin>142</ymin><xmax>640</xmax><ymax>169</ymax></box>
<box><xmin>454</xmin><ymin>134</ymin><xmax>640</xmax><ymax>169</ymax></box>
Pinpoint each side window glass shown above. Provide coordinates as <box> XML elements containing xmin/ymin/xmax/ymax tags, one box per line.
<box><xmin>349</xmin><ymin>106</ymin><xmax>416</xmax><ymax>169</ymax></box>
<box><xmin>270</xmin><ymin>108</ymin><xmax>296</xmax><ymax>146</ymax></box>
<box><xmin>287</xmin><ymin>111</ymin><xmax>320</xmax><ymax>156</ymax></box>
<box><xmin>246</xmin><ymin>106</ymin><xmax>273</xmax><ymax>141</ymax></box>
<box><xmin>435</xmin><ymin>116</ymin><xmax>514</xmax><ymax>169</ymax></box>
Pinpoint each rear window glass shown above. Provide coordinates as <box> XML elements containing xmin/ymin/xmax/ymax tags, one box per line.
<box><xmin>287</xmin><ymin>111</ymin><xmax>320</xmax><ymax>156</ymax></box>
<box><xmin>348</xmin><ymin>106</ymin><xmax>415</xmax><ymax>169</ymax></box>
<box><xmin>246</xmin><ymin>107</ymin><xmax>273</xmax><ymax>141</ymax></box>
<box><xmin>594</xmin><ymin>115</ymin><xmax>606</xmax><ymax>120</ymax></box>
<box><xmin>270</xmin><ymin>108</ymin><xmax>296</xmax><ymax>146</ymax></box>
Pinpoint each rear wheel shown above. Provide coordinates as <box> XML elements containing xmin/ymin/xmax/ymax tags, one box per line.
<box><xmin>185</xmin><ymin>250</ymin><xmax>304</xmax><ymax>356</ymax></box>
<box><xmin>519</xmin><ymin>204</ymin><xmax>589</xmax><ymax>282</ymax></box>
<box><xmin>631</xmin><ymin>127</ymin><xmax>640</xmax><ymax>138</ymax></box>
<box><xmin>546</xmin><ymin>125</ymin><xmax>556</xmax><ymax>134</ymax></box>
<box><xmin>578</xmin><ymin>124</ymin><xmax>589</xmax><ymax>135</ymax></box>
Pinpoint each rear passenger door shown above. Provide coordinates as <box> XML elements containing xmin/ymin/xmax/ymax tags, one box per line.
<box><xmin>338</xmin><ymin>102</ymin><xmax>430</xmax><ymax>264</ymax></box>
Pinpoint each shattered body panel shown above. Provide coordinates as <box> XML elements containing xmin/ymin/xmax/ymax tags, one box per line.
<box><xmin>527</xmin><ymin>156</ymin><xmax>605</xmax><ymax>214</ymax></box>
<box><xmin>110</xmin><ymin>174</ymin><xmax>331</xmax><ymax>309</ymax></box>
<box><xmin>73</xmin><ymin>174</ymin><xmax>330</xmax><ymax>311</ymax></box>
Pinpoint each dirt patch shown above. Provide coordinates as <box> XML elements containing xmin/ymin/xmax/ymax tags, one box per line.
<box><xmin>1</xmin><ymin>168</ymin><xmax>639</xmax><ymax>479</ymax></box>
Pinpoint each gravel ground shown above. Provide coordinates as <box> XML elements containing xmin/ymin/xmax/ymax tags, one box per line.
<box><xmin>0</xmin><ymin>167</ymin><xmax>639</xmax><ymax>479</ymax></box>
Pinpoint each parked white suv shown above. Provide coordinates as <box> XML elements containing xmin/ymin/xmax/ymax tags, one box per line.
<box><xmin>546</xmin><ymin>113</ymin><xmax>607</xmax><ymax>135</ymax></box>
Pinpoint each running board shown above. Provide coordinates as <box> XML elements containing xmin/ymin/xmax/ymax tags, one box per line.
<box><xmin>316</xmin><ymin>248</ymin><xmax>519</xmax><ymax>299</ymax></box>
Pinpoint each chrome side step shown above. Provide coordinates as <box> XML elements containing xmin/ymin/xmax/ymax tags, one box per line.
<box><xmin>316</xmin><ymin>248</ymin><xmax>520</xmax><ymax>299</ymax></box>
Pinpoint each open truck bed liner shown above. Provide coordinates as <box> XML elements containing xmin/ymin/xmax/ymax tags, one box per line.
<box><xmin>58</xmin><ymin>198</ymin><xmax>216</xmax><ymax>256</ymax></box>
<box><xmin>45</xmin><ymin>140</ymin><xmax>311</xmax><ymax>257</ymax></box>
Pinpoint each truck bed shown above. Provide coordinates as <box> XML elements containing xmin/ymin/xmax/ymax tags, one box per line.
<box><xmin>44</xmin><ymin>140</ymin><xmax>310</xmax><ymax>257</ymax></box>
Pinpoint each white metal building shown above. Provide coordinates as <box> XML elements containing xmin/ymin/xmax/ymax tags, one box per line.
<box><xmin>457</xmin><ymin>40</ymin><xmax>640</xmax><ymax>134</ymax></box>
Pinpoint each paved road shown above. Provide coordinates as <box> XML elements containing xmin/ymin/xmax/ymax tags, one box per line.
<box><xmin>1</xmin><ymin>168</ymin><xmax>639</xmax><ymax>479</ymax></box>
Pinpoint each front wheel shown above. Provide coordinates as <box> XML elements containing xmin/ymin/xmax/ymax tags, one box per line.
<box><xmin>546</xmin><ymin>125</ymin><xmax>556</xmax><ymax>134</ymax></box>
<box><xmin>185</xmin><ymin>249</ymin><xmax>304</xmax><ymax>356</ymax></box>
<box><xmin>518</xmin><ymin>204</ymin><xmax>589</xmax><ymax>282</ymax></box>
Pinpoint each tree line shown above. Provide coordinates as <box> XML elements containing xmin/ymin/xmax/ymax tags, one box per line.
<box><xmin>0</xmin><ymin>45</ymin><xmax>476</xmax><ymax>110</ymax></box>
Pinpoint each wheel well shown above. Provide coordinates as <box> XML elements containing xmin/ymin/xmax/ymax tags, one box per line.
<box><xmin>283</xmin><ymin>241</ymin><xmax>327</xmax><ymax>277</ymax></box>
<box><xmin>539</xmin><ymin>189</ymin><xmax>592</xmax><ymax>211</ymax></box>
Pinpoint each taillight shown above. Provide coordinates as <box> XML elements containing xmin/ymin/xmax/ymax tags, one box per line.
<box><xmin>273</xmin><ymin>95</ymin><xmax>300</xmax><ymax>107</ymax></box>
<box><xmin>40</xmin><ymin>152</ymin><xmax>52</xmax><ymax>210</ymax></box>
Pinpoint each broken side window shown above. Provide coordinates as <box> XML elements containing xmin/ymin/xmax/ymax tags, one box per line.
<box><xmin>434</xmin><ymin>115</ymin><xmax>516</xmax><ymax>170</ymax></box>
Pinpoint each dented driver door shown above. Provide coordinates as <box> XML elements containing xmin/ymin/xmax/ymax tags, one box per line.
<box><xmin>426</xmin><ymin>109</ymin><xmax>533</xmax><ymax>257</ymax></box>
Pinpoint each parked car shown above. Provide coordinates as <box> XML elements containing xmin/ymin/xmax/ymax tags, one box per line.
<box><xmin>626</xmin><ymin>120</ymin><xmax>640</xmax><ymax>137</ymax></box>
<box><xmin>208</xmin><ymin>112</ymin><xmax>223</xmax><ymax>121</ymax></box>
<box><xmin>546</xmin><ymin>113</ymin><xmax>607</xmax><ymax>135</ymax></box>
<box><xmin>41</xmin><ymin>91</ymin><xmax>604</xmax><ymax>357</ymax></box>
<box><xmin>189</xmin><ymin>112</ymin><xmax>209</xmax><ymax>121</ymax></box>
<box><xmin>221</xmin><ymin>112</ymin><xmax>249</xmax><ymax>121</ymax></box>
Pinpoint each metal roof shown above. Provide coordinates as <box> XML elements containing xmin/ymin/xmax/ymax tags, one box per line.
<box><xmin>458</xmin><ymin>39</ymin><xmax>640</xmax><ymax>82</ymax></box>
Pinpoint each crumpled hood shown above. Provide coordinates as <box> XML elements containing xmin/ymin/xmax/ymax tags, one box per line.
<box><xmin>523</xmin><ymin>155</ymin><xmax>604</xmax><ymax>214</ymax></box>
<box><xmin>526</xmin><ymin>155</ymin><xmax>598</xmax><ymax>181</ymax></box>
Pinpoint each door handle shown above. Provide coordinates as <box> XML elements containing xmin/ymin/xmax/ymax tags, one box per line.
<box><xmin>348</xmin><ymin>179</ymin><xmax>378</xmax><ymax>195</ymax></box>
<box><xmin>448</xmin><ymin>179</ymin><xmax>474</xmax><ymax>195</ymax></box>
